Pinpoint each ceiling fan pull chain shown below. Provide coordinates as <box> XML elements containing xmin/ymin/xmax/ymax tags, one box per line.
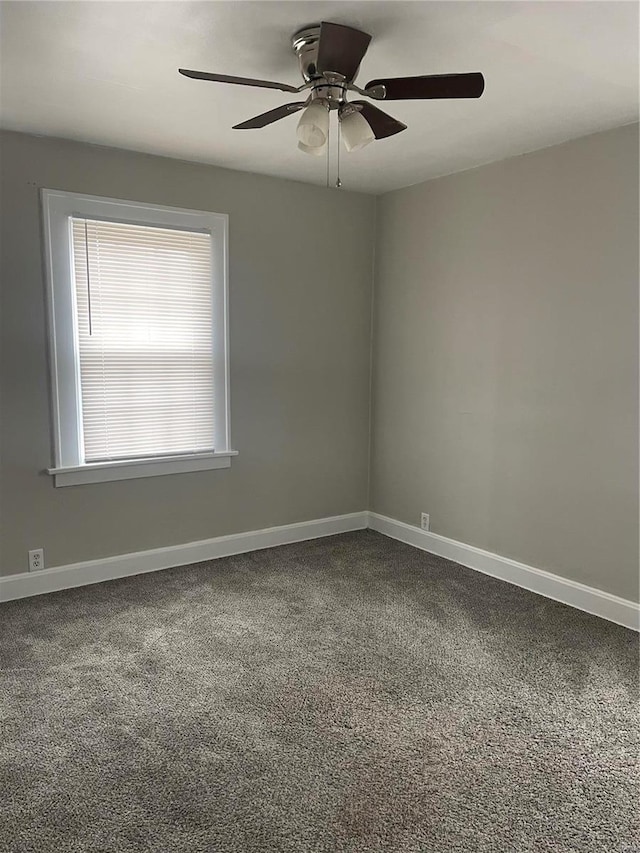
<box><xmin>336</xmin><ymin>121</ymin><xmax>342</xmax><ymax>189</ymax></box>
<box><xmin>326</xmin><ymin>112</ymin><xmax>331</xmax><ymax>189</ymax></box>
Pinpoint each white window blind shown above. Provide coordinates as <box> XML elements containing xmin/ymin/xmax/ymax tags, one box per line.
<box><xmin>71</xmin><ymin>217</ymin><xmax>216</xmax><ymax>463</ymax></box>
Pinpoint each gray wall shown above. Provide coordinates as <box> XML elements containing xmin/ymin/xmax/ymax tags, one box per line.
<box><xmin>370</xmin><ymin>123</ymin><xmax>639</xmax><ymax>601</ymax></box>
<box><xmin>0</xmin><ymin>131</ymin><xmax>375</xmax><ymax>574</ymax></box>
<box><xmin>2</xmin><ymin>125</ymin><xmax>638</xmax><ymax>602</ymax></box>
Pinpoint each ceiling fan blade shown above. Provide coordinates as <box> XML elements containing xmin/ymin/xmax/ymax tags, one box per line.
<box><xmin>351</xmin><ymin>101</ymin><xmax>407</xmax><ymax>140</ymax></box>
<box><xmin>233</xmin><ymin>102</ymin><xmax>307</xmax><ymax>130</ymax></box>
<box><xmin>179</xmin><ymin>69</ymin><xmax>300</xmax><ymax>94</ymax></box>
<box><xmin>316</xmin><ymin>22</ymin><xmax>372</xmax><ymax>81</ymax></box>
<box><xmin>365</xmin><ymin>72</ymin><xmax>485</xmax><ymax>100</ymax></box>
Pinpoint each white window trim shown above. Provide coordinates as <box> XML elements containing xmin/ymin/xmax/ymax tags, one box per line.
<box><xmin>42</xmin><ymin>189</ymin><xmax>235</xmax><ymax>487</ymax></box>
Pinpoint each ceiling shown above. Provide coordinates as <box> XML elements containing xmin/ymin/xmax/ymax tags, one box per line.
<box><xmin>1</xmin><ymin>1</ymin><xmax>638</xmax><ymax>194</ymax></box>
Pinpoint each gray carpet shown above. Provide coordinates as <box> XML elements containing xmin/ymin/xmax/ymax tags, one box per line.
<box><xmin>1</xmin><ymin>531</ymin><xmax>638</xmax><ymax>853</ymax></box>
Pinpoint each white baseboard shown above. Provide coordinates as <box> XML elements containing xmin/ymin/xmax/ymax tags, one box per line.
<box><xmin>4</xmin><ymin>510</ymin><xmax>637</xmax><ymax>632</ymax></box>
<box><xmin>368</xmin><ymin>512</ymin><xmax>639</xmax><ymax>632</ymax></box>
<box><xmin>0</xmin><ymin>512</ymin><xmax>368</xmax><ymax>603</ymax></box>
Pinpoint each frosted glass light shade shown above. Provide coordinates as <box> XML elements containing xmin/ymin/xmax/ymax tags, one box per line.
<box><xmin>341</xmin><ymin>110</ymin><xmax>375</xmax><ymax>152</ymax></box>
<box><xmin>296</xmin><ymin>101</ymin><xmax>329</xmax><ymax>151</ymax></box>
<box><xmin>298</xmin><ymin>141</ymin><xmax>326</xmax><ymax>157</ymax></box>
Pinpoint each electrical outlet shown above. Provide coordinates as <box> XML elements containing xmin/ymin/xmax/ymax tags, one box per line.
<box><xmin>420</xmin><ymin>513</ymin><xmax>430</xmax><ymax>531</ymax></box>
<box><xmin>28</xmin><ymin>548</ymin><xmax>44</xmax><ymax>572</ymax></box>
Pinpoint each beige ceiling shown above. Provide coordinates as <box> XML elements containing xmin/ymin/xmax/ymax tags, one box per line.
<box><xmin>1</xmin><ymin>1</ymin><xmax>638</xmax><ymax>194</ymax></box>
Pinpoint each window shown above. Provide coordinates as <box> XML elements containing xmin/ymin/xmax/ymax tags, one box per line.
<box><xmin>42</xmin><ymin>190</ymin><xmax>235</xmax><ymax>486</ymax></box>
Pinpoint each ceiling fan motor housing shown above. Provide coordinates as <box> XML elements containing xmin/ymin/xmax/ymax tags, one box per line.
<box><xmin>292</xmin><ymin>26</ymin><xmax>323</xmax><ymax>82</ymax></box>
<box><xmin>292</xmin><ymin>24</ymin><xmax>360</xmax><ymax>108</ymax></box>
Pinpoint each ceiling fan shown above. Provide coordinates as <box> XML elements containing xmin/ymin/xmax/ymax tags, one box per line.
<box><xmin>179</xmin><ymin>21</ymin><xmax>485</xmax><ymax>156</ymax></box>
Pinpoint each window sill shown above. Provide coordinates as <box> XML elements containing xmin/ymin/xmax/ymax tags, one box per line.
<box><xmin>47</xmin><ymin>451</ymin><xmax>239</xmax><ymax>487</ymax></box>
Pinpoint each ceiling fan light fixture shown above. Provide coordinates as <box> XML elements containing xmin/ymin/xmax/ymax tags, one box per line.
<box><xmin>296</xmin><ymin>100</ymin><xmax>330</xmax><ymax>151</ymax></box>
<box><xmin>340</xmin><ymin>108</ymin><xmax>375</xmax><ymax>152</ymax></box>
<box><xmin>297</xmin><ymin>140</ymin><xmax>327</xmax><ymax>157</ymax></box>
